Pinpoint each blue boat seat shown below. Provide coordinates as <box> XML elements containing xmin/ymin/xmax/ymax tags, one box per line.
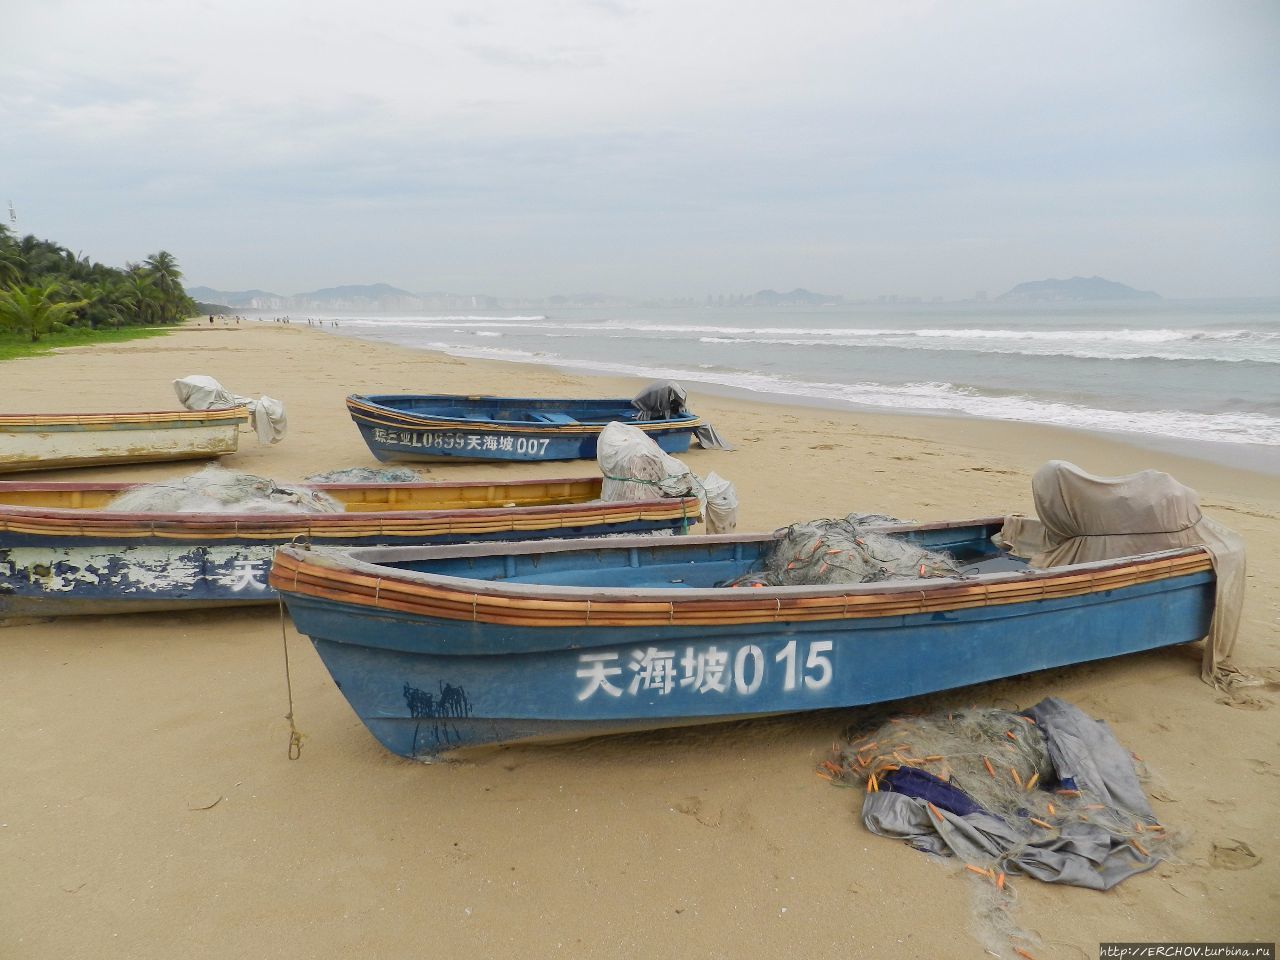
<box><xmin>532</xmin><ymin>413</ymin><xmax>579</xmax><ymax>425</ymax></box>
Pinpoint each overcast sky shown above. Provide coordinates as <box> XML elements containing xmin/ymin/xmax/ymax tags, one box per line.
<box><xmin>3</xmin><ymin>0</ymin><xmax>1277</xmax><ymax>300</ymax></box>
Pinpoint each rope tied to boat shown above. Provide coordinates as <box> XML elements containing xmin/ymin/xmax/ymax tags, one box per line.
<box><xmin>277</xmin><ymin>595</ymin><xmax>305</xmax><ymax>760</ymax></box>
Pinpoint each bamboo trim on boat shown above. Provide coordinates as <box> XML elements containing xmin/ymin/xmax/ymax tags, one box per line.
<box><xmin>269</xmin><ymin>547</ymin><xmax>1214</xmax><ymax>628</ymax></box>
<box><xmin>0</xmin><ymin>497</ymin><xmax>701</xmax><ymax>541</ymax></box>
<box><xmin>0</xmin><ymin>407</ymin><xmax>249</xmax><ymax>428</ymax></box>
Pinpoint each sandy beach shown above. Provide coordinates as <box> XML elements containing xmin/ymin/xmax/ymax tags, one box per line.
<box><xmin>3</xmin><ymin>321</ymin><xmax>1277</xmax><ymax>959</ymax></box>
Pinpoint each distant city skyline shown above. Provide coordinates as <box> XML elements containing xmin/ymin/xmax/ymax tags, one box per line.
<box><xmin>186</xmin><ymin>276</ymin><xmax>1191</xmax><ymax>313</ymax></box>
<box><xmin>4</xmin><ymin>1</ymin><xmax>1278</xmax><ymax>300</ymax></box>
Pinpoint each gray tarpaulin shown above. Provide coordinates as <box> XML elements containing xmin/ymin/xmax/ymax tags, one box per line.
<box><xmin>631</xmin><ymin>381</ymin><xmax>733</xmax><ymax>450</ymax></box>
<box><xmin>996</xmin><ymin>460</ymin><xmax>1245</xmax><ymax>685</ymax></box>
<box><xmin>597</xmin><ymin>421</ymin><xmax>738</xmax><ymax>533</ymax></box>
<box><xmin>174</xmin><ymin>375</ymin><xmax>288</xmax><ymax>445</ymax></box>
<box><xmin>861</xmin><ymin>698</ymin><xmax>1160</xmax><ymax>890</ymax></box>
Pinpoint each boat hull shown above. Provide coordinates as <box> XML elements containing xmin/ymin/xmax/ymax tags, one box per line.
<box><xmin>354</xmin><ymin>419</ymin><xmax>694</xmax><ymax>463</ymax></box>
<box><xmin>0</xmin><ymin>410</ymin><xmax>248</xmax><ymax>474</ymax></box>
<box><xmin>347</xmin><ymin>394</ymin><xmax>701</xmax><ymax>463</ymax></box>
<box><xmin>273</xmin><ymin>529</ymin><xmax>1216</xmax><ymax>760</ymax></box>
<box><xmin>0</xmin><ymin>521</ymin><xmax>685</xmax><ymax>617</ymax></box>
<box><xmin>0</xmin><ymin>478</ymin><xmax>700</xmax><ymax>617</ymax></box>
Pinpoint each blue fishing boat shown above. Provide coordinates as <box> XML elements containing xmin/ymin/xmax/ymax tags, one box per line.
<box><xmin>0</xmin><ymin>477</ymin><xmax>700</xmax><ymax>618</ymax></box>
<box><xmin>271</xmin><ymin>520</ymin><xmax>1217</xmax><ymax>760</ymax></box>
<box><xmin>346</xmin><ymin>393</ymin><xmax>709</xmax><ymax>463</ymax></box>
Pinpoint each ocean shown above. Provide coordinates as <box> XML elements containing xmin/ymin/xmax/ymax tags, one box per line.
<box><xmin>311</xmin><ymin>299</ymin><xmax>1280</xmax><ymax>472</ymax></box>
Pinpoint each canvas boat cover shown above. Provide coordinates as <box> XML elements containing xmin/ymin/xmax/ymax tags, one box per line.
<box><xmin>597</xmin><ymin>421</ymin><xmax>738</xmax><ymax>533</ymax></box>
<box><xmin>173</xmin><ymin>375</ymin><xmax>287</xmax><ymax>444</ymax></box>
<box><xmin>997</xmin><ymin>460</ymin><xmax>1245</xmax><ymax>685</ymax></box>
<box><xmin>631</xmin><ymin>381</ymin><xmax>733</xmax><ymax>450</ymax></box>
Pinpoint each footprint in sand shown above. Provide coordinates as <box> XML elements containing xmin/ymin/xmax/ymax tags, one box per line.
<box><xmin>1246</xmin><ymin>758</ymin><xmax>1279</xmax><ymax>777</ymax></box>
<box><xmin>1170</xmin><ymin>878</ymin><xmax>1210</xmax><ymax>900</ymax></box>
<box><xmin>1210</xmin><ymin>839</ymin><xmax>1262</xmax><ymax>870</ymax></box>
<box><xmin>1216</xmin><ymin>692</ymin><xmax>1272</xmax><ymax>711</ymax></box>
<box><xmin>673</xmin><ymin>795</ymin><xmax>723</xmax><ymax>828</ymax></box>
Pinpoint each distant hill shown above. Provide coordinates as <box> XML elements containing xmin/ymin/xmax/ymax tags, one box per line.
<box><xmin>997</xmin><ymin>277</ymin><xmax>1160</xmax><ymax>302</ymax></box>
<box><xmin>186</xmin><ymin>286</ymin><xmax>284</xmax><ymax>308</ymax></box>
<box><xmin>749</xmin><ymin>288</ymin><xmax>841</xmax><ymax>306</ymax></box>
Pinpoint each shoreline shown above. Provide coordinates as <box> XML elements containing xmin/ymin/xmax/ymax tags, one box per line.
<box><xmin>309</xmin><ymin>320</ymin><xmax>1280</xmax><ymax>479</ymax></box>
<box><xmin>296</xmin><ymin>321</ymin><xmax>1280</xmax><ymax>503</ymax></box>
<box><xmin>3</xmin><ymin>322</ymin><xmax>1277</xmax><ymax>959</ymax></box>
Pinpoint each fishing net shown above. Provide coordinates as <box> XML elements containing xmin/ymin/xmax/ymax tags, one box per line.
<box><xmin>107</xmin><ymin>465</ymin><xmax>343</xmax><ymax>514</ymax></box>
<box><xmin>304</xmin><ymin>467</ymin><xmax>423</xmax><ymax>483</ymax></box>
<box><xmin>597</xmin><ymin>421</ymin><xmax>738</xmax><ymax>533</ymax></box>
<box><xmin>830</xmin><ymin>706</ymin><xmax>1177</xmax><ymax>861</ymax></box>
<box><xmin>821</xmin><ymin>701</ymin><xmax>1181</xmax><ymax>956</ymax></box>
<box><xmin>721</xmin><ymin>515</ymin><xmax>959</xmax><ymax>587</ymax></box>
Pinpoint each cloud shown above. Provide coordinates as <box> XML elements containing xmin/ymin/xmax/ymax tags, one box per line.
<box><xmin>3</xmin><ymin>0</ymin><xmax>1277</xmax><ymax>297</ymax></box>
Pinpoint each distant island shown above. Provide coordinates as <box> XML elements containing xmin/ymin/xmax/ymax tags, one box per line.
<box><xmin>997</xmin><ymin>276</ymin><xmax>1160</xmax><ymax>303</ymax></box>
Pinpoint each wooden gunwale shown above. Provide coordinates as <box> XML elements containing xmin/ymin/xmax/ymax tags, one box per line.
<box><xmin>270</xmin><ymin>540</ymin><xmax>1213</xmax><ymax>628</ymax></box>
<box><xmin>0</xmin><ymin>495</ymin><xmax>701</xmax><ymax>541</ymax></box>
<box><xmin>0</xmin><ymin>407</ymin><xmax>249</xmax><ymax>428</ymax></box>
<box><xmin>0</xmin><ymin>476</ymin><xmax>602</xmax><ymax>500</ymax></box>
<box><xmin>347</xmin><ymin>400</ymin><xmax>703</xmax><ymax>436</ymax></box>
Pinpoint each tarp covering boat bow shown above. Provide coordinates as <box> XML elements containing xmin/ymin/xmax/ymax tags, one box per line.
<box><xmin>174</xmin><ymin>375</ymin><xmax>287</xmax><ymax>444</ymax></box>
<box><xmin>997</xmin><ymin>460</ymin><xmax>1245</xmax><ymax>685</ymax></box>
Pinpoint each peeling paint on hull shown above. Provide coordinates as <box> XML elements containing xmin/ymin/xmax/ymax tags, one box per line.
<box><xmin>0</xmin><ymin>518</ymin><xmax>685</xmax><ymax>617</ymax></box>
<box><xmin>0</xmin><ymin>543</ymin><xmax>276</xmax><ymax>616</ymax></box>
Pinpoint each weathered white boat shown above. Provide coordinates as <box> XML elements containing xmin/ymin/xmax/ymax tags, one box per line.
<box><xmin>0</xmin><ymin>407</ymin><xmax>250</xmax><ymax>474</ymax></box>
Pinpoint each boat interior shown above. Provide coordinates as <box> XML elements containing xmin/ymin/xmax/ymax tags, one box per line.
<box><xmin>351</xmin><ymin>522</ymin><xmax>1029</xmax><ymax>589</ymax></box>
<box><xmin>360</xmin><ymin>395</ymin><xmax>690</xmax><ymax>426</ymax></box>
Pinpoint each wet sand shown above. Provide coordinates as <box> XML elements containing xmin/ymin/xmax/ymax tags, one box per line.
<box><xmin>3</xmin><ymin>322</ymin><xmax>1277</xmax><ymax>958</ymax></box>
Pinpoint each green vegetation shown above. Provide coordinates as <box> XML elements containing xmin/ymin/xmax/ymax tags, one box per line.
<box><xmin>0</xmin><ymin>325</ymin><xmax>170</xmax><ymax>362</ymax></box>
<box><xmin>0</xmin><ymin>224</ymin><xmax>198</xmax><ymax>343</ymax></box>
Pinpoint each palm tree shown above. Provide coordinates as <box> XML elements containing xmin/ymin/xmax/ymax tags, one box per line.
<box><xmin>100</xmin><ymin>277</ymin><xmax>144</xmax><ymax>328</ymax></box>
<box><xmin>0</xmin><ymin>283</ymin><xmax>89</xmax><ymax>342</ymax></box>
<box><xmin>124</xmin><ymin>270</ymin><xmax>161</xmax><ymax>324</ymax></box>
<box><xmin>142</xmin><ymin>250</ymin><xmax>193</xmax><ymax>323</ymax></box>
<box><xmin>143</xmin><ymin>250</ymin><xmax>178</xmax><ymax>293</ymax></box>
<box><xmin>0</xmin><ymin>225</ymin><xmax>21</xmax><ymax>285</ymax></box>
<box><xmin>0</xmin><ymin>249</ymin><xmax>21</xmax><ymax>286</ymax></box>
<box><xmin>60</xmin><ymin>249</ymin><xmax>95</xmax><ymax>283</ymax></box>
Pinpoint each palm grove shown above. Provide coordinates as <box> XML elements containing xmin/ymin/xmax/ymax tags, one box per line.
<box><xmin>0</xmin><ymin>225</ymin><xmax>198</xmax><ymax>342</ymax></box>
